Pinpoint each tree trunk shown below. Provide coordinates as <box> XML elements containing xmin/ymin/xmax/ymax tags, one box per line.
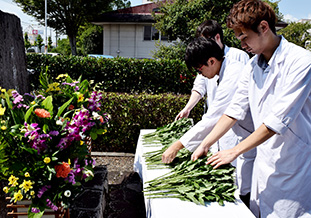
<box><xmin>0</xmin><ymin>10</ymin><xmax>29</xmax><ymax>94</ymax></box>
<box><xmin>68</xmin><ymin>34</ymin><xmax>77</xmax><ymax>56</ymax></box>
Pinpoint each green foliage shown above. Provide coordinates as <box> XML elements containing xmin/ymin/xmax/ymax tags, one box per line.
<box><xmin>77</xmin><ymin>24</ymin><xmax>104</xmax><ymax>55</ymax></box>
<box><xmin>26</xmin><ymin>54</ymin><xmax>196</xmax><ymax>94</ymax></box>
<box><xmin>34</xmin><ymin>34</ymin><xmax>44</xmax><ymax>52</ymax></box>
<box><xmin>24</xmin><ymin>33</ymin><xmax>32</xmax><ymax>50</ymax></box>
<box><xmin>92</xmin><ymin>92</ymin><xmax>204</xmax><ymax>153</ymax></box>
<box><xmin>152</xmin><ymin>41</ymin><xmax>187</xmax><ymax>60</ymax></box>
<box><xmin>278</xmin><ymin>21</ymin><xmax>311</xmax><ymax>49</ymax></box>
<box><xmin>153</xmin><ymin>0</ymin><xmax>240</xmax><ymax>45</ymax></box>
<box><xmin>50</xmin><ymin>38</ymin><xmax>71</xmax><ymax>56</ymax></box>
<box><xmin>47</xmin><ymin>36</ymin><xmax>53</xmax><ymax>51</ymax></box>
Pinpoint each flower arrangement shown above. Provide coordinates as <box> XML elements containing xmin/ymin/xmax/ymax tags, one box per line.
<box><xmin>0</xmin><ymin>73</ymin><xmax>109</xmax><ymax>217</ymax></box>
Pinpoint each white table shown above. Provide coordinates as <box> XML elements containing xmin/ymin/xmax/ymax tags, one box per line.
<box><xmin>134</xmin><ymin>129</ymin><xmax>255</xmax><ymax>218</ymax></box>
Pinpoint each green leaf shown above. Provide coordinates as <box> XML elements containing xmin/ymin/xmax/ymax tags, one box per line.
<box><xmin>41</xmin><ymin>96</ymin><xmax>53</xmax><ymax>115</ymax></box>
<box><xmin>57</xmin><ymin>97</ymin><xmax>74</xmax><ymax>117</ymax></box>
<box><xmin>24</xmin><ymin>105</ymin><xmax>35</xmax><ymax>122</ymax></box>
<box><xmin>28</xmin><ymin>208</ymin><xmax>44</xmax><ymax>218</ymax></box>
<box><xmin>90</xmin><ymin>132</ymin><xmax>98</xmax><ymax>140</ymax></box>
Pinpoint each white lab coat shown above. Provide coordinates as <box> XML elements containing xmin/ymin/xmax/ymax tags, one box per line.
<box><xmin>225</xmin><ymin>36</ymin><xmax>311</xmax><ymax>217</ymax></box>
<box><xmin>180</xmin><ymin>58</ymin><xmax>256</xmax><ymax>198</ymax></box>
<box><xmin>192</xmin><ymin>45</ymin><xmax>250</xmax><ymax>152</ymax></box>
<box><xmin>191</xmin><ymin>46</ymin><xmax>255</xmax><ymax>195</ymax></box>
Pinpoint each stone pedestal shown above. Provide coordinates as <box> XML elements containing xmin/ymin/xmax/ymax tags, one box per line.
<box><xmin>69</xmin><ymin>166</ymin><xmax>109</xmax><ymax>218</ymax></box>
<box><xmin>0</xmin><ymin>10</ymin><xmax>29</xmax><ymax>94</ymax></box>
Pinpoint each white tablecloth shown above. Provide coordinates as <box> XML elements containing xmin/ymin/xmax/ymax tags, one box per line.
<box><xmin>133</xmin><ymin>129</ymin><xmax>255</xmax><ymax>218</ymax></box>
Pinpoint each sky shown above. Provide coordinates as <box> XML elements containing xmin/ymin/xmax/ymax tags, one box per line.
<box><xmin>1</xmin><ymin>0</ymin><xmax>311</xmax><ymax>40</ymax></box>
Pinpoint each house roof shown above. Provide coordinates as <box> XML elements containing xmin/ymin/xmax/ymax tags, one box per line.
<box><xmin>92</xmin><ymin>2</ymin><xmax>161</xmax><ymax>24</ymax></box>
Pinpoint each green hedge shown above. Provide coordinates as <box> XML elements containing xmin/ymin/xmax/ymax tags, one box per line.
<box><xmin>92</xmin><ymin>92</ymin><xmax>204</xmax><ymax>153</ymax></box>
<box><xmin>26</xmin><ymin>54</ymin><xmax>195</xmax><ymax>94</ymax></box>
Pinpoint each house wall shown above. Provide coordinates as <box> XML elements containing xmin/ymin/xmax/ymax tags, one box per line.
<box><xmin>102</xmin><ymin>24</ymin><xmax>171</xmax><ymax>59</ymax></box>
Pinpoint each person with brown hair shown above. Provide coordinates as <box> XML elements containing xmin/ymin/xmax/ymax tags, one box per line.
<box><xmin>192</xmin><ymin>0</ymin><xmax>311</xmax><ymax>217</ymax></box>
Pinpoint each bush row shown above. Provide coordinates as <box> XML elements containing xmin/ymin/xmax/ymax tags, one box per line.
<box><xmin>26</xmin><ymin>54</ymin><xmax>195</xmax><ymax>94</ymax></box>
<box><xmin>92</xmin><ymin>92</ymin><xmax>205</xmax><ymax>153</ymax></box>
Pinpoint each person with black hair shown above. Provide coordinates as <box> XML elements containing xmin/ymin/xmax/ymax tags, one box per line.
<box><xmin>162</xmin><ymin>37</ymin><xmax>254</xmax><ymax>206</ymax></box>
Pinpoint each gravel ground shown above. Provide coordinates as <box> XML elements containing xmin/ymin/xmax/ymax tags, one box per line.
<box><xmin>92</xmin><ymin>153</ymin><xmax>135</xmax><ymax>185</ymax></box>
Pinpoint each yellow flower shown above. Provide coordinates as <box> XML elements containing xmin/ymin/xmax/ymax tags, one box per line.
<box><xmin>19</xmin><ymin>180</ymin><xmax>33</xmax><ymax>192</ymax></box>
<box><xmin>77</xmin><ymin>93</ymin><xmax>84</xmax><ymax>103</ymax></box>
<box><xmin>44</xmin><ymin>157</ymin><xmax>51</xmax><ymax>164</ymax></box>
<box><xmin>30</xmin><ymin>191</ymin><xmax>35</xmax><ymax>196</ymax></box>
<box><xmin>1</xmin><ymin>89</ymin><xmax>6</xmax><ymax>92</ymax></box>
<box><xmin>3</xmin><ymin>186</ymin><xmax>9</xmax><ymax>194</ymax></box>
<box><xmin>8</xmin><ymin>175</ymin><xmax>19</xmax><ymax>187</ymax></box>
<box><xmin>30</xmin><ymin>101</ymin><xmax>36</xmax><ymax>105</ymax></box>
<box><xmin>56</xmin><ymin>74</ymin><xmax>68</xmax><ymax>80</ymax></box>
<box><xmin>80</xmin><ymin>141</ymin><xmax>84</xmax><ymax>145</ymax></box>
<box><xmin>1</xmin><ymin>126</ymin><xmax>7</xmax><ymax>130</ymax></box>
<box><xmin>12</xmin><ymin>190</ymin><xmax>23</xmax><ymax>203</ymax></box>
<box><xmin>68</xmin><ymin>158</ymin><xmax>71</xmax><ymax>165</ymax></box>
<box><xmin>0</xmin><ymin>107</ymin><xmax>5</xmax><ymax>116</ymax></box>
<box><xmin>25</xmin><ymin>172</ymin><xmax>30</xmax><ymax>177</ymax></box>
<box><xmin>102</xmin><ymin>129</ymin><xmax>107</xmax><ymax>135</ymax></box>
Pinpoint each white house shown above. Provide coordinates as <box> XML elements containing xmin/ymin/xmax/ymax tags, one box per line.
<box><xmin>91</xmin><ymin>1</ymin><xmax>173</xmax><ymax>59</ymax></box>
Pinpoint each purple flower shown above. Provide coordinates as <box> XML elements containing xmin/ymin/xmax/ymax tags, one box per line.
<box><xmin>46</xmin><ymin>199</ymin><xmax>58</xmax><ymax>211</ymax></box>
<box><xmin>31</xmin><ymin>208</ymin><xmax>40</xmax><ymax>213</ymax></box>
<box><xmin>37</xmin><ymin>185</ymin><xmax>51</xmax><ymax>198</ymax></box>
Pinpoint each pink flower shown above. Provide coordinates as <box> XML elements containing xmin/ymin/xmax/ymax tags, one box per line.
<box><xmin>34</xmin><ymin>109</ymin><xmax>51</xmax><ymax>118</ymax></box>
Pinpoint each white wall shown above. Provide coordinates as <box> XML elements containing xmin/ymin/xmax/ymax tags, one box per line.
<box><xmin>102</xmin><ymin>23</ymin><xmax>171</xmax><ymax>59</ymax></box>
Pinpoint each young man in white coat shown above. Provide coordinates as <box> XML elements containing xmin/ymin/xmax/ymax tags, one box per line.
<box><xmin>192</xmin><ymin>0</ymin><xmax>311</xmax><ymax>217</ymax></box>
<box><xmin>171</xmin><ymin>20</ymin><xmax>254</xmax><ymax>206</ymax></box>
<box><xmin>162</xmin><ymin>36</ymin><xmax>255</xmax><ymax>206</ymax></box>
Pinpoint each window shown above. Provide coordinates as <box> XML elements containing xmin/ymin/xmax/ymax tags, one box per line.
<box><xmin>144</xmin><ymin>25</ymin><xmax>167</xmax><ymax>41</ymax></box>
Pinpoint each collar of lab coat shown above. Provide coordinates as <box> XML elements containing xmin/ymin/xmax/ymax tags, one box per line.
<box><xmin>218</xmin><ymin>57</ymin><xmax>227</xmax><ymax>84</ymax></box>
<box><xmin>253</xmin><ymin>35</ymin><xmax>287</xmax><ymax>104</ymax></box>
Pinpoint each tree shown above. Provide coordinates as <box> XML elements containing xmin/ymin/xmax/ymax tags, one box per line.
<box><xmin>14</xmin><ymin>0</ymin><xmax>130</xmax><ymax>55</ymax></box>
<box><xmin>34</xmin><ymin>34</ymin><xmax>44</xmax><ymax>53</ymax></box>
<box><xmin>153</xmin><ymin>0</ymin><xmax>241</xmax><ymax>45</ymax></box>
<box><xmin>77</xmin><ymin>24</ymin><xmax>103</xmax><ymax>55</ymax></box>
<box><xmin>278</xmin><ymin>21</ymin><xmax>311</xmax><ymax>49</ymax></box>
<box><xmin>51</xmin><ymin>38</ymin><xmax>71</xmax><ymax>56</ymax></box>
<box><xmin>48</xmin><ymin>36</ymin><xmax>53</xmax><ymax>51</ymax></box>
<box><xmin>24</xmin><ymin>32</ymin><xmax>31</xmax><ymax>50</ymax></box>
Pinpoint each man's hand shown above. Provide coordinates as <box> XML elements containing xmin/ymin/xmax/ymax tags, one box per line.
<box><xmin>175</xmin><ymin>109</ymin><xmax>190</xmax><ymax>121</ymax></box>
<box><xmin>191</xmin><ymin>145</ymin><xmax>209</xmax><ymax>161</ymax></box>
<box><xmin>162</xmin><ymin>140</ymin><xmax>184</xmax><ymax>163</ymax></box>
<box><xmin>206</xmin><ymin>148</ymin><xmax>239</xmax><ymax>169</ymax></box>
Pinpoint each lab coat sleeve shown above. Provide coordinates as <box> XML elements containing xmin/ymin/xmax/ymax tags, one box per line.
<box><xmin>225</xmin><ymin>64</ymin><xmax>252</xmax><ymax>121</ymax></box>
<box><xmin>264</xmin><ymin>55</ymin><xmax>311</xmax><ymax>135</ymax></box>
<box><xmin>192</xmin><ymin>74</ymin><xmax>207</xmax><ymax>97</ymax></box>
<box><xmin>180</xmin><ymin>67</ymin><xmax>241</xmax><ymax>152</ymax></box>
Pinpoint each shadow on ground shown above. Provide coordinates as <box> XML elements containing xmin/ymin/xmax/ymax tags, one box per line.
<box><xmin>104</xmin><ymin>172</ymin><xmax>146</xmax><ymax>218</ymax></box>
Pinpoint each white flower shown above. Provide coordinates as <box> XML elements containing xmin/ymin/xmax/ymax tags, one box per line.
<box><xmin>92</xmin><ymin>111</ymin><xmax>100</xmax><ymax>119</ymax></box>
<box><xmin>83</xmin><ymin>169</ymin><xmax>94</xmax><ymax>177</ymax></box>
<box><xmin>64</xmin><ymin>190</ymin><xmax>71</xmax><ymax>197</ymax></box>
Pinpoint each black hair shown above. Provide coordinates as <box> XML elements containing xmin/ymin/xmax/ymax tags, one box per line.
<box><xmin>185</xmin><ymin>37</ymin><xmax>224</xmax><ymax>72</ymax></box>
<box><xmin>195</xmin><ymin>20</ymin><xmax>224</xmax><ymax>43</ymax></box>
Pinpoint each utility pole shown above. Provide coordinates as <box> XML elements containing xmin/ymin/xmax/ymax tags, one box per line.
<box><xmin>44</xmin><ymin>0</ymin><xmax>47</xmax><ymax>54</ymax></box>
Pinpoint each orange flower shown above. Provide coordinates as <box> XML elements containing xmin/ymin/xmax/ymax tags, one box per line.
<box><xmin>99</xmin><ymin>116</ymin><xmax>104</xmax><ymax>123</ymax></box>
<box><xmin>68</xmin><ymin>105</ymin><xmax>74</xmax><ymax>110</ymax></box>
<box><xmin>54</xmin><ymin>162</ymin><xmax>71</xmax><ymax>178</ymax></box>
<box><xmin>34</xmin><ymin>109</ymin><xmax>51</xmax><ymax>118</ymax></box>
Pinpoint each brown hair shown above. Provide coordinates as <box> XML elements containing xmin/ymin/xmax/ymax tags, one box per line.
<box><xmin>226</xmin><ymin>0</ymin><xmax>277</xmax><ymax>34</ymax></box>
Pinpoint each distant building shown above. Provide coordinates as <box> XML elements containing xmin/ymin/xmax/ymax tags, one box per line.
<box><xmin>91</xmin><ymin>2</ymin><xmax>174</xmax><ymax>59</ymax></box>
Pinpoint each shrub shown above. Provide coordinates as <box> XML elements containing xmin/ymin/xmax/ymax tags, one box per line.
<box><xmin>92</xmin><ymin>92</ymin><xmax>204</xmax><ymax>153</ymax></box>
<box><xmin>26</xmin><ymin>54</ymin><xmax>195</xmax><ymax>94</ymax></box>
